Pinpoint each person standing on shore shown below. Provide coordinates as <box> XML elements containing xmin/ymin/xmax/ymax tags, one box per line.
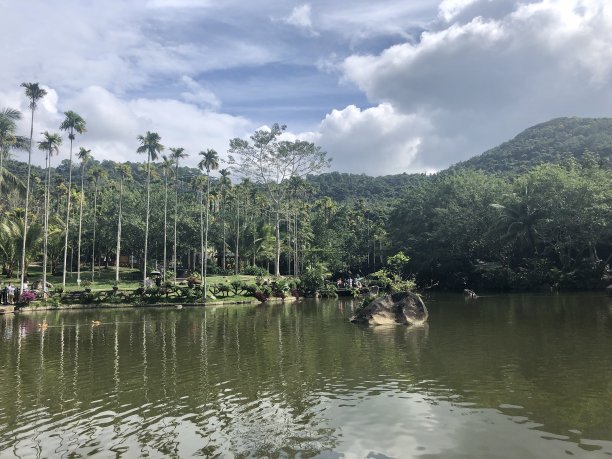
<box><xmin>7</xmin><ymin>283</ymin><xmax>15</xmax><ymax>305</ymax></box>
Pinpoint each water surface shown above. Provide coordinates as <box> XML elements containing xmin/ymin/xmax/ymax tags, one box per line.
<box><xmin>1</xmin><ymin>293</ymin><xmax>611</xmax><ymax>457</ymax></box>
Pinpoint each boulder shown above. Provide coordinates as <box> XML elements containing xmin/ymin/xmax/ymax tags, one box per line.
<box><xmin>351</xmin><ymin>291</ymin><xmax>428</xmax><ymax>326</ymax></box>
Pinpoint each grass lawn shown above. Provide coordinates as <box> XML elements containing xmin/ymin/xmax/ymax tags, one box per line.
<box><xmin>2</xmin><ymin>265</ymin><xmax>261</xmax><ymax>293</ymax></box>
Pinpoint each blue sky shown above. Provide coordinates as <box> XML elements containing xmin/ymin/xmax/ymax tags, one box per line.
<box><xmin>2</xmin><ymin>0</ymin><xmax>612</xmax><ymax>175</ymax></box>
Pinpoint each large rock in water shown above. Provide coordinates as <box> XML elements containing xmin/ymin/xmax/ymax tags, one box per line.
<box><xmin>351</xmin><ymin>292</ymin><xmax>428</xmax><ymax>326</ymax></box>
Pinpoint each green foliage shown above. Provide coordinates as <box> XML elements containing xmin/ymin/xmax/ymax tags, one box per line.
<box><xmin>452</xmin><ymin>117</ymin><xmax>612</xmax><ymax>174</ymax></box>
<box><xmin>299</xmin><ymin>263</ymin><xmax>329</xmax><ymax>296</ymax></box>
<box><xmin>242</xmin><ymin>265</ymin><xmax>269</xmax><ymax>276</ymax></box>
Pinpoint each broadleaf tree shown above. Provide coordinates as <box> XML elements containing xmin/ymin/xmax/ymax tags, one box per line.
<box><xmin>228</xmin><ymin>124</ymin><xmax>330</xmax><ymax>276</ymax></box>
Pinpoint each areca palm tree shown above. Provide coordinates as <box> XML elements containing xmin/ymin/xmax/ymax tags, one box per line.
<box><xmin>169</xmin><ymin>147</ymin><xmax>188</xmax><ymax>284</ymax></box>
<box><xmin>0</xmin><ymin>108</ymin><xmax>27</xmax><ymax>197</ymax></box>
<box><xmin>89</xmin><ymin>167</ymin><xmax>105</xmax><ymax>281</ymax></box>
<box><xmin>38</xmin><ymin>131</ymin><xmax>62</xmax><ymax>293</ymax></box>
<box><xmin>137</xmin><ymin>131</ymin><xmax>164</xmax><ymax>286</ymax></box>
<box><xmin>76</xmin><ymin>148</ymin><xmax>91</xmax><ymax>283</ymax></box>
<box><xmin>218</xmin><ymin>168</ymin><xmax>231</xmax><ymax>270</ymax></box>
<box><xmin>11</xmin><ymin>211</ymin><xmax>44</xmax><ymax>279</ymax></box>
<box><xmin>115</xmin><ymin>164</ymin><xmax>132</xmax><ymax>283</ymax></box>
<box><xmin>59</xmin><ymin>110</ymin><xmax>86</xmax><ymax>287</ymax></box>
<box><xmin>191</xmin><ymin>174</ymin><xmax>208</xmax><ymax>285</ymax></box>
<box><xmin>160</xmin><ymin>155</ymin><xmax>174</xmax><ymax>283</ymax></box>
<box><xmin>198</xmin><ymin>149</ymin><xmax>219</xmax><ymax>298</ymax></box>
<box><xmin>20</xmin><ymin>82</ymin><xmax>47</xmax><ymax>296</ymax></box>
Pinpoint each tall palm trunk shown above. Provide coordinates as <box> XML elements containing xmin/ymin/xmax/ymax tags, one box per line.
<box><xmin>42</xmin><ymin>151</ymin><xmax>51</xmax><ymax>293</ymax></box>
<box><xmin>61</xmin><ymin>135</ymin><xmax>74</xmax><ymax>287</ymax></box>
<box><xmin>275</xmin><ymin>208</ymin><xmax>281</xmax><ymax>276</ymax></box>
<box><xmin>143</xmin><ymin>153</ymin><xmax>151</xmax><ymax>286</ymax></box>
<box><xmin>163</xmin><ymin>170</ymin><xmax>169</xmax><ymax>283</ymax></box>
<box><xmin>221</xmin><ymin>187</ymin><xmax>226</xmax><ymax>270</ymax></box>
<box><xmin>115</xmin><ymin>174</ymin><xmax>124</xmax><ymax>284</ymax></box>
<box><xmin>203</xmin><ymin>176</ymin><xmax>211</xmax><ymax>299</ymax></box>
<box><xmin>234</xmin><ymin>197</ymin><xmax>240</xmax><ymax>275</ymax></box>
<box><xmin>91</xmin><ymin>180</ymin><xmax>98</xmax><ymax>282</ymax></box>
<box><xmin>294</xmin><ymin>213</ymin><xmax>298</xmax><ymax>276</ymax></box>
<box><xmin>173</xmin><ymin>167</ymin><xmax>179</xmax><ymax>284</ymax></box>
<box><xmin>77</xmin><ymin>165</ymin><xmax>85</xmax><ymax>282</ymax></box>
<box><xmin>0</xmin><ymin>150</ymin><xmax>4</xmax><ymax>197</ymax></box>
<box><xmin>200</xmin><ymin>188</ymin><xmax>204</xmax><ymax>287</ymax></box>
<box><xmin>19</xmin><ymin>108</ymin><xmax>34</xmax><ymax>295</ymax></box>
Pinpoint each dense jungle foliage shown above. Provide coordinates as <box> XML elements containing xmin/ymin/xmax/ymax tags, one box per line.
<box><xmin>1</xmin><ymin>110</ymin><xmax>611</xmax><ymax>292</ymax></box>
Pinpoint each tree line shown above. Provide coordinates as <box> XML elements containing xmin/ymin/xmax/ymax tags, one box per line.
<box><xmin>1</xmin><ymin>82</ymin><xmax>611</xmax><ymax>294</ymax></box>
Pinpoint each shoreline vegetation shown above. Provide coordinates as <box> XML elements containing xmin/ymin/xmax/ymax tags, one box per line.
<box><xmin>1</xmin><ymin>82</ymin><xmax>611</xmax><ymax>300</ymax></box>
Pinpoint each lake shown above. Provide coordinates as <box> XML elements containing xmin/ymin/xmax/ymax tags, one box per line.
<box><xmin>1</xmin><ymin>293</ymin><xmax>611</xmax><ymax>457</ymax></box>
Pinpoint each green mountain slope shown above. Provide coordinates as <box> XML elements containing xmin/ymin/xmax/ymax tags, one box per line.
<box><xmin>452</xmin><ymin>117</ymin><xmax>612</xmax><ymax>174</ymax></box>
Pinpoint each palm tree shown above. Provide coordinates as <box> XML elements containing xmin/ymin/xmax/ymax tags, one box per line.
<box><xmin>136</xmin><ymin>131</ymin><xmax>164</xmax><ymax>286</ymax></box>
<box><xmin>19</xmin><ymin>82</ymin><xmax>47</xmax><ymax>296</ymax></box>
<box><xmin>115</xmin><ymin>164</ymin><xmax>132</xmax><ymax>284</ymax></box>
<box><xmin>191</xmin><ymin>175</ymin><xmax>208</xmax><ymax>285</ymax></box>
<box><xmin>169</xmin><ymin>147</ymin><xmax>188</xmax><ymax>284</ymax></box>
<box><xmin>198</xmin><ymin>149</ymin><xmax>219</xmax><ymax>298</ymax></box>
<box><xmin>491</xmin><ymin>190</ymin><xmax>544</xmax><ymax>255</ymax></box>
<box><xmin>160</xmin><ymin>155</ymin><xmax>174</xmax><ymax>283</ymax></box>
<box><xmin>218</xmin><ymin>168</ymin><xmax>231</xmax><ymax>270</ymax></box>
<box><xmin>0</xmin><ymin>108</ymin><xmax>27</xmax><ymax>197</ymax></box>
<box><xmin>59</xmin><ymin>111</ymin><xmax>86</xmax><ymax>288</ymax></box>
<box><xmin>38</xmin><ymin>131</ymin><xmax>62</xmax><ymax>294</ymax></box>
<box><xmin>12</xmin><ymin>211</ymin><xmax>44</xmax><ymax>279</ymax></box>
<box><xmin>89</xmin><ymin>167</ymin><xmax>105</xmax><ymax>282</ymax></box>
<box><xmin>76</xmin><ymin>147</ymin><xmax>91</xmax><ymax>284</ymax></box>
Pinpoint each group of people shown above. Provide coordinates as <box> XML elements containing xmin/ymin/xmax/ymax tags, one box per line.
<box><xmin>0</xmin><ymin>279</ymin><xmax>52</xmax><ymax>304</ymax></box>
<box><xmin>336</xmin><ymin>277</ymin><xmax>362</xmax><ymax>289</ymax></box>
<box><xmin>0</xmin><ymin>282</ymin><xmax>17</xmax><ymax>304</ymax></box>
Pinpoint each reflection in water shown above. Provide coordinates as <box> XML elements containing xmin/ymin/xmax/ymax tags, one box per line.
<box><xmin>0</xmin><ymin>293</ymin><xmax>611</xmax><ymax>457</ymax></box>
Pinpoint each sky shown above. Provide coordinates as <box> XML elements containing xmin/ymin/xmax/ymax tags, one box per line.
<box><xmin>2</xmin><ymin>0</ymin><xmax>612</xmax><ymax>176</ymax></box>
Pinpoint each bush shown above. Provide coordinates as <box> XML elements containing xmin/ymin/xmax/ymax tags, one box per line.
<box><xmin>242</xmin><ymin>265</ymin><xmax>269</xmax><ymax>276</ymax></box>
<box><xmin>18</xmin><ymin>290</ymin><xmax>37</xmax><ymax>304</ymax></box>
<box><xmin>229</xmin><ymin>278</ymin><xmax>248</xmax><ymax>296</ymax></box>
<box><xmin>299</xmin><ymin>263</ymin><xmax>329</xmax><ymax>296</ymax></box>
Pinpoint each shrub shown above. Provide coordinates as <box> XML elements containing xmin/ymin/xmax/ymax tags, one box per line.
<box><xmin>18</xmin><ymin>290</ymin><xmax>37</xmax><ymax>304</ymax></box>
<box><xmin>229</xmin><ymin>278</ymin><xmax>248</xmax><ymax>296</ymax></box>
<box><xmin>299</xmin><ymin>263</ymin><xmax>329</xmax><ymax>296</ymax></box>
<box><xmin>242</xmin><ymin>265</ymin><xmax>269</xmax><ymax>276</ymax></box>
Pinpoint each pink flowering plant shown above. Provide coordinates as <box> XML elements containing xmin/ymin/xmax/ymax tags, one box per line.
<box><xmin>19</xmin><ymin>291</ymin><xmax>37</xmax><ymax>304</ymax></box>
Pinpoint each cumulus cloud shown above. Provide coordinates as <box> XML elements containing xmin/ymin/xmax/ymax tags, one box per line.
<box><xmin>338</xmin><ymin>0</ymin><xmax>612</xmax><ymax>171</ymax></box>
<box><xmin>307</xmin><ymin>104</ymin><xmax>430</xmax><ymax>175</ymax></box>
<box><xmin>8</xmin><ymin>85</ymin><xmax>251</xmax><ymax>167</ymax></box>
<box><xmin>4</xmin><ymin>0</ymin><xmax>612</xmax><ymax>176</ymax></box>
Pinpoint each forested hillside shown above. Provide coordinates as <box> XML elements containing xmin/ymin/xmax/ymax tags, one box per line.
<box><xmin>305</xmin><ymin>171</ymin><xmax>427</xmax><ymax>204</ymax></box>
<box><xmin>452</xmin><ymin>117</ymin><xmax>612</xmax><ymax>174</ymax></box>
<box><xmin>1</xmin><ymin>115</ymin><xmax>611</xmax><ymax>291</ymax></box>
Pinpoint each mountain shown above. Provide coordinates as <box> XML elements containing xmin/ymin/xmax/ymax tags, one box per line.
<box><xmin>451</xmin><ymin>117</ymin><xmax>612</xmax><ymax>174</ymax></box>
<box><xmin>5</xmin><ymin>117</ymin><xmax>611</xmax><ymax>205</ymax></box>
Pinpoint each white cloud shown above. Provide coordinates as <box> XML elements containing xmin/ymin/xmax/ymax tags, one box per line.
<box><xmin>4</xmin><ymin>0</ymin><xmax>612</xmax><ymax>176</ymax></box>
<box><xmin>438</xmin><ymin>0</ymin><xmax>480</xmax><ymax>22</ymax></box>
<box><xmin>308</xmin><ymin>104</ymin><xmax>430</xmax><ymax>175</ymax></box>
<box><xmin>284</xmin><ymin>4</ymin><xmax>319</xmax><ymax>36</ymax></box>
<box><xmin>8</xmin><ymin>85</ymin><xmax>251</xmax><ymax>167</ymax></box>
<box><xmin>338</xmin><ymin>0</ymin><xmax>612</xmax><ymax>171</ymax></box>
<box><xmin>179</xmin><ymin>76</ymin><xmax>221</xmax><ymax>109</ymax></box>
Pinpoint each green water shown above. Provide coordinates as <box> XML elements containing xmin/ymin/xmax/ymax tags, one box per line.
<box><xmin>1</xmin><ymin>293</ymin><xmax>611</xmax><ymax>458</ymax></box>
